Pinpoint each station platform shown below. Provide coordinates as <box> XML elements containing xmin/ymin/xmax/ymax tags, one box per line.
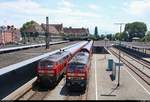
<box><xmin>87</xmin><ymin>53</ymin><xmax>150</xmax><ymax>100</ymax></box>
<box><xmin>143</xmin><ymin>58</ymin><xmax>150</xmax><ymax>62</ymax></box>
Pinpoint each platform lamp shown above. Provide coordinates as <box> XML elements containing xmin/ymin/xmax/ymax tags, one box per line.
<box><xmin>114</xmin><ymin>23</ymin><xmax>125</xmax><ymax>87</ymax></box>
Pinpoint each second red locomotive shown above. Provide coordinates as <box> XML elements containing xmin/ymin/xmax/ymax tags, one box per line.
<box><xmin>66</xmin><ymin>41</ymin><xmax>93</xmax><ymax>91</ymax></box>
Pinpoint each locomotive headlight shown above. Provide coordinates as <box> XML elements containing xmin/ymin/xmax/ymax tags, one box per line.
<box><xmin>67</xmin><ymin>73</ymin><xmax>75</xmax><ymax>76</ymax></box>
<box><xmin>78</xmin><ymin>73</ymin><xmax>85</xmax><ymax>76</ymax></box>
<box><xmin>48</xmin><ymin>74</ymin><xmax>54</xmax><ymax>76</ymax></box>
<box><xmin>47</xmin><ymin>70</ymin><xmax>54</xmax><ymax>74</ymax></box>
<box><xmin>38</xmin><ymin>70</ymin><xmax>44</xmax><ymax>73</ymax></box>
<box><xmin>39</xmin><ymin>74</ymin><xmax>43</xmax><ymax>76</ymax></box>
<box><xmin>81</xmin><ymin>77</ymin><xmax>85</xmax><ymax>80</ymax></box>
<box><xmin>67</xmin><ymin>77</ymin><xmax>71</xmax><ymax>79</ymax></box>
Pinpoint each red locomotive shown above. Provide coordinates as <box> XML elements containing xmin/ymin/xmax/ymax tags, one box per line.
<box><xmin>66</xmin><ymin>41</ymin><xmax>93</xmax><ymax>91</ymax></box>
<box><xmin>36</xmin><ymin>41</ymin><xmax>88</xmax><ymax>87</ymax></box>
<box><xmin>80</xmin><ymin>40</ymin><xmax>93</xmax><ymax>58</ymax></box>
<box><xmin>37</xmin><ymin>51</ymin><xmax>71</xmax><ymax>87</ymax></box>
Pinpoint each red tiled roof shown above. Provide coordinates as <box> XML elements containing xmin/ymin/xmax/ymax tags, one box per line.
<box><xmin>23</xmin><ymin>23</ymin><xmax>45</xmax><ymax>33</ymax></box>
<box><xmin>49</xmin><ymin>24</ymin><xmax>63</xmax><ymax>33</ymax></box>
<box><xmin>41</xmin><ymin>24</ymin><xmax>59</xmax><ymax>34</ymax></box>
<box><xmin>63</xmin><ymin>27</ymin><xmax>89</xmax><ymax>35</ymax></box>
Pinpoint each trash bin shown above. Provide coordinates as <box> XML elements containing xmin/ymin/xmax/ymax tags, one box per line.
<box><xmin>107</xmin><ymin>59</ymin><xmax>113</xmax><ymax>71</ymax></box>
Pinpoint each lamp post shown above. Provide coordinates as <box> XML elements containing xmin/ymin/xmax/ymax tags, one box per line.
<box><xmin>114</xmin><ymin>23</ymin><xmax>125</xmax><ymax>87</ymax></box>
<box><xmin>126</xmin><ymin>31</ymin><xmax>129</xmax><ymax>42</ymax></box>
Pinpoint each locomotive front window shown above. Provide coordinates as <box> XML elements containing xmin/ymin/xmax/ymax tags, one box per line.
<box><xmin>47</xmin><ymin>63</ymin><xmax>53</xmax><ymax>68</ymax></box>
<box><xmin>40</xmin><ymin>61</ymin><xmax>53</xmax><ymax>68</ymax></box>
<box><xmin>68</xmin><ymin>63</ymin><xmax>85</xmax><ymax>71</ymax></box>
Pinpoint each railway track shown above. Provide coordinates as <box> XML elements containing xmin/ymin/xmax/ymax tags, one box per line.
<box><xmin>108</xmin><ymin>48</ymin><xmax>150</xmax><ymax>86</ymax></box>
<box><xmin>64</xmin><ymin>74</ymin><xmax>89</xmax><ymax>100</ymax></box>
<box><xmin>115</xmin><ymin>46</ymin><xmax>150</xmax><ymax>65</ymax></box>
<box><xmin>64</xmin><ymin>69</ymin><xmax>90</xmax><ymax>100</ymax></box>
<box><xmin>112</xmin><ymin>47</ymin><xmax>150</xmax><ymax>70</ymax></box>
<box><xmin>3</xmin><ymin>41</ymin><xmax>92</xmax><ymax>100</ymax></box>
<box><xmin>19</xmin><ymin>89</ymin><xmax>50</xmax><ymax>100</ymax></box>
<box><xmin>15</xmin><ymin>60</ymin><xmax>91</xmax><ymax>101</ymax></box>
<box><xmin>17</xmin><ymin>76</ymin><xmax>63</xmax><ymax>100</ymax></box>
<box><xmin>15</xmin><ymin>75</ymin><xmax>89</xmax><ymax>100</ymax></box>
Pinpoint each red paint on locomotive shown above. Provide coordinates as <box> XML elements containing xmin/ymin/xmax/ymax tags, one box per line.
<box><xmin>66</xmin><ymin>41</ymin><xmax>93</xmax><ymax>90</ymax></box>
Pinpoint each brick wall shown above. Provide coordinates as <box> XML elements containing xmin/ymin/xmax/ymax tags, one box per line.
<box><xmin>0</xmin><ymin>26</ymin><xmax>21</xmax><ymax>45</ymax></box>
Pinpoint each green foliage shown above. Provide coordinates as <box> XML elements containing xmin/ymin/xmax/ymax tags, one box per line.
<box><xmin>141</xmin><ymin>31</ymin><xmax>150</xmax><ymax>42</ymax></box>
<box><xmin>124</xmin><ymin>22</ymin><xmax>147</xmax><ymax>41</ymax></box>
<box><xmin>112</xmin><ymin>34</ymin><xmax>116</xmax><ymax>41</ymax></box>
<box><xmin>20</xmin><ymin>20</ymin><xmax>40</xmax><ymax>43</ymax></box>
<box><xmin>115</xmin><ymin>32</ymin><xmax>123</xmax><ymax>41</ymax></box>
<box><xmin>106</xmin><ymin>34</ymin><xmax>113</xmax><ymax>41</ymax></box>
<box><xmin>63</xmin><ymin>35</ymin><xmax>88</xmax><ymax>41</ymax></box>
<box><xmin>99</xmin><ymin>34</ymin><xmax>105</xmax><ymax>40</ymax></box>
<box><xmin>94</xmin><ymin>26</ymin><xmax>99</xmax><ymax>40</ymax></box>
<box><xmin>20</xmin><ymin>20</ymin><xmax>37</xmax><ymax>32</ymax></box>
<box><xmin>94</xmin><ymin>26</ymin><xmax>98</xmax><ymax>37</ymax></box>
<box><xmin>88</xmin><ymin>34</ymin><xmax>98</xmax><ymax>41</ymax></box>
<box><xmin>122</xmin><ymin>31</ymin><xmax>129</xmax><ymax>41</ymax></box>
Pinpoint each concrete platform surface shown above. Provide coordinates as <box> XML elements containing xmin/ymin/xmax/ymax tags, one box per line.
<box><xmin>90</xmin><ymin>53</ymin><xmax>150</xmax><ymax>100</ymax></box>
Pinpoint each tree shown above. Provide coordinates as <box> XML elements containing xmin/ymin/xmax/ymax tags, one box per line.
<box><xmin>141</xmin><ymin>31</ymin><xmax>150</xmax><ymax>42</ymax></box>
<box><xmin>20</xmin><ymin>20</ymin><xmax>37</xmax><ymax>32</ymax></box>
<box><xmin>20</xmin><ymin>20</ymin><xmax>40</xmax><ymax>43</ymax></box>
<box><xmin>112</xmin><ymin>34</ymin><xmax>116</xmax><ymax>41</ymax></box>
<box><xmin>115</xmin><ymin>32</ymin><xmax>123</xmax><ymax>41</ymax></box>
<box><xmin>122</xmin><ymin>31</ymin><xmax>129</xmax><ymax>41</ymax></box>
<box><xmin>94</xmin><ymin>26</ymin><xmax>99</xmax><ymax>40</ymax></box>
<box><xmin>106</xmin><ymin>34</ymin><xmax>113</xmax><ymax>41</ymax></box>
<box><xmin>124</xmin><ymin>22</ymin><xmax>147</xmax><ymax>41</ymax></box>
<box><xmin>99</xmin><ymin>34</ymin><xmax>105</xmax><ymax>40</ymax></box>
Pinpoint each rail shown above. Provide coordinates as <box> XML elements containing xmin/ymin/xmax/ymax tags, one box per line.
<box><xmin>108</xmin><ymin>48</ymin><xmax>150</xmax><ymax>85</ymax></box>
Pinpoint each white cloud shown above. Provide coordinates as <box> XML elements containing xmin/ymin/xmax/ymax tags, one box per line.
<box><xmin>60</xmin><ymin>0</ymin><xmax>74</xmax><ymax>8</ymax></box>
<box><xmin>89</xmin><ymin>4</ymin><xmax>99</xmax><ymax>10</ymax></box>
<box><xmin>0</xmin><ymin>0</ymin><xmax>49</xmax><ymax>16</ymax></box>
<box><xmin>56</xmin><ymin>0</ymin><xmax>101</xmax><ymax>18</ymax></box>
<box><xmin>0</xmin><ymin>0</ymin><xmax>102</xmax><ymax>31</ymax></box>
<box><xmin>1</xmin><ymin>0</ymin><xmax>119</xmax><ymax>33</ymax></box>
<box><xmin>128</xmin><ymin>0</ymin><xmax>150</xmax><ymax>15</ymax></box>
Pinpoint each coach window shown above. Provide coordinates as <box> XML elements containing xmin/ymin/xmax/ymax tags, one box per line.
<box><xmin>63</xmin><ymin>56</ymin><xmax>66</xmax><ymax>60</ymax></box>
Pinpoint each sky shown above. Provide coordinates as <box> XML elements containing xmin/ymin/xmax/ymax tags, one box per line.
<box><xmin>0</xmin><ymin>0</ymin><xmax>150</xmax><ymax>35</ymax></box>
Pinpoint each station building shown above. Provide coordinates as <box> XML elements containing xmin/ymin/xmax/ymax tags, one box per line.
<box><xmin>0</xmin><ymin>25</ymin><xmax>21</xmax><ymax>45</ymax></box>
<box><xmin>63</xmin><ymin>27</ymin><xmax>89</xmax><ymax>37</ymax></box>
<box><xmin>22</xmin><ymin>23</ymin><xmax>89</xmax><ymax>42</ymax></box>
